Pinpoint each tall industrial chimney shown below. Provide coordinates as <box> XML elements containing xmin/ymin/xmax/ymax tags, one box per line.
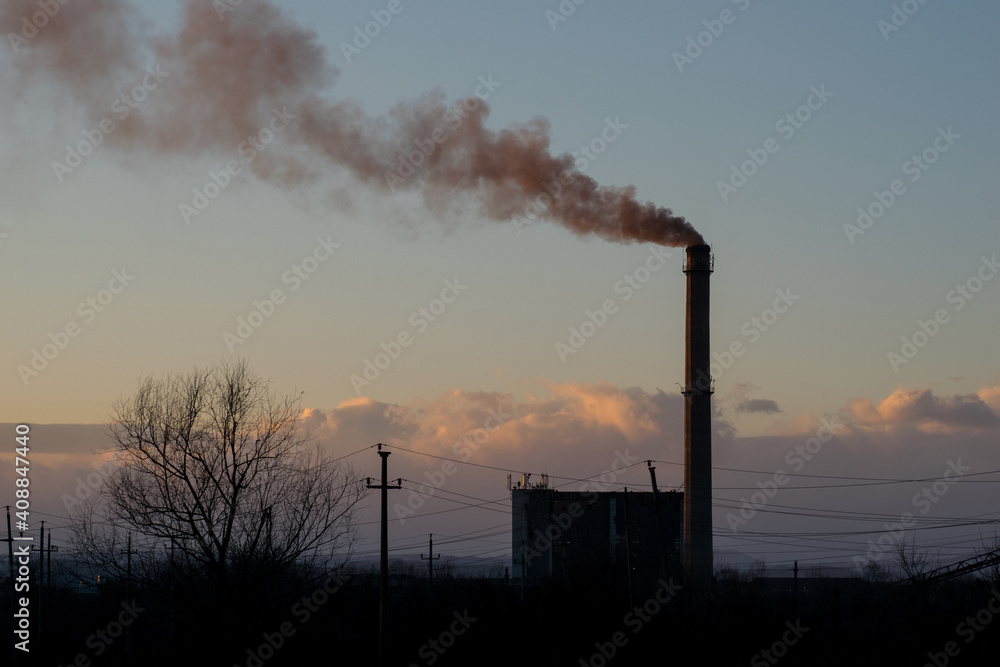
<box><xmin>683</xmin><ymin>243</ymin><xmax>713</xmax><ymax>587</ymax></box>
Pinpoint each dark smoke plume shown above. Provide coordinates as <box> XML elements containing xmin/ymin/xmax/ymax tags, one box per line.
<box><xmin>2</xmin><ymin>0</ymin><xmax>703</xmax><ymax>246</ymax></box>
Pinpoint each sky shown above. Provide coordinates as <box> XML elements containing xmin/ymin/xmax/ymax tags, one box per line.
<box><xmin>1</xmin><ymin>0</ymin><xmax>999</xmax><ymax>575</ymax></box>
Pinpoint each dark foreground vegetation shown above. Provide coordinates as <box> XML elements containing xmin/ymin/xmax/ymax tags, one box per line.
<box><xmin>9</xmin><ymin>561</ymin><xmax>1000</xmax><ymax>666</ymax></box>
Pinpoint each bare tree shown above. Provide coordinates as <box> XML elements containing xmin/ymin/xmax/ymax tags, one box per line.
<box><xmin>861</xmin><ymin>560</ymin><xmax>893</xmax><ymax>584</ymax></box>
<box><xmin>895</xmin><ymin>537</ymin><xmax>936</xmax><ymax>582</ymax></box>
<box><xmin>73</xmin><ymin>360</ymin><xmax>367</xmax><ymax>626</ymax></box>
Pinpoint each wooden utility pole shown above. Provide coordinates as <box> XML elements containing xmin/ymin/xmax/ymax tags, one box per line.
<box><xmin>169</xmin><ymin>541</ymin><xmax>175</xmax><ymax>642</ymax></box>
<box><xmin>5</xmin><ymin>507</ymin><xmax>15</xmax><ymax>666</ymax></box>
<box><xmin>45</xmin><ymin>532</ymin><xmax>56</xmax><ymax>643</ymax></box>
<box><xmin>420</xmin><ymin>534</ymin><xmax>441</xmax><ymax>593</ymax></box>
<box><xmin>622</xmin><ymin>489</ymin><xmax>634</xmax><ymax>610</ymax></box>
<box><xmin>32</xmin><ymin>523</ymin><xmax>57</xmax><ymax>642</ymax></box>
<box><xmin>520</xmin><ymin>540</ymin><xmax>526</xmax><ymax>604</ymax></box>
<box><xmin>366</xmin><ymin>444</ymin><xmax>401</xmax><ymax>667</ymax></box>
<box><xmin>793</xmin><ymin>560</ymin><xmax>799</xmax><ymax>615</ymax></box>
<box><xmin>37</xmin><ymin>522</ymin><xmax>43</xmax><ymax>642</ymax></box>
<box><xmin>647</xmin><ymin>461</ymin><xmax>668</xmax><ymax>579</ymax></box>
<box><xmin>120</xmin><ymin>533</ymin><xmax>137</xmax><ymax>658</ymax></box>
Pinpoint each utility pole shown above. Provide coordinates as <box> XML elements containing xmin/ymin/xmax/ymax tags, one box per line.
<box><xmin>32</xmin><ymin>526</ymin><xmax>59</xmax><ymax>644</ymax></box>
<box><xmin>169</xmin><ymin>541</ymin><xmax>175</xmax><ymax>642</ymax></box>
<box><xmin>366</xmin><ymin>444</ymin><xmax>401</xmax><ymax>667</ymax></box>
<box><xmin>520</xmin><ymin>540</ymin><xmax>526</xmax><ymax>604</ymax></box>
<box><xmin>120</xmin><ymin>533</ymin><xmax>137</xmax><ymax>658</ymax></box>
<box><xmin>6</xmin><ymin>507</ymin><xmax>15</xmax><ymax>666</ymax></box>
<box><xmin>37</xmin><ymin>522</ymin><xmax>43</xmax><ymax>643</ymax></box>
<box><xmin>420</xmin><ymin>534</ymin><xmax>441</xmax><ymax>594</ymax></box>
<box><xmin>622</xmin><ymin>489</ymin><xmax>634</xmax><ymax>610</ymax></box>
<box><xmin>793</xmin><ymin>560</ymin><xmax>799</xmax><ymax>615</ymax></box>
<box><xmin>647</xmin><ymin>461</ymin><xmax>668</xmax><ymax>579</ymax></box>
<box><xmin>45</xmin><ymin>531</ymin><xmax>56</xmax><ymax>643</ymax></box>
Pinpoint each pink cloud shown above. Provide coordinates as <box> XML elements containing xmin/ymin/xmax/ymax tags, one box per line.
<box><xmin>844</xmin><ymin>388</ymin><xmax>1000</xmax><ymax>434</ymax></box>
<box><xmin>298</xmin><ymin>382</ymin><xmax>693</xmax><ymax>481</ymax></box>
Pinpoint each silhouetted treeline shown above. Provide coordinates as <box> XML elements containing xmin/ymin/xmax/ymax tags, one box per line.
<box><xmin>8</xmin><ymin>561</ymin><xmax>1000</xmax><ymax>666</ymax></box>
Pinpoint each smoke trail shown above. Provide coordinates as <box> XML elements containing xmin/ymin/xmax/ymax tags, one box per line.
<box><xmin>2</xmin><ymin>0</ymin><xmax>703</xmax><ymax>246</ymax></box>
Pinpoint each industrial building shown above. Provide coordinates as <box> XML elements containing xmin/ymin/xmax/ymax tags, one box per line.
<box><xmin>509</xmin><ymin>473</ymin><xmax>683</xmax><ymax>583</ymax></box>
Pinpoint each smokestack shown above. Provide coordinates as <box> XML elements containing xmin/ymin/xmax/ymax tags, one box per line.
<box><xmin>683</xmin><ymin>243</ymin><xmax>713</xmax><ymax>587</ymax></box>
